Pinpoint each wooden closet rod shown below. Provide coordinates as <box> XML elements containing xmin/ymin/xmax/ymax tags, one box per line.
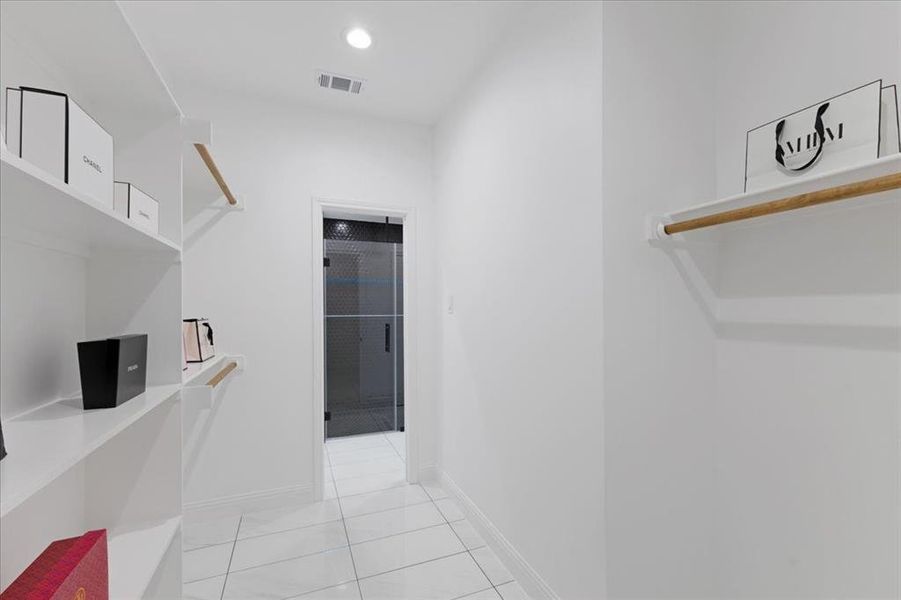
<box><xmin>194</xmin><ymin>144</ymin><xmax>238</xmax><ymax>206</ymax></box>
<box><xmin>664</xmin><ymin>171</ymin><xmax>901</xmax><ymax>235</ymax></box>
<box><xmin>207</xmin><ymin>361</ymin><xmax>238</xmax><ymax>388</ymax></box>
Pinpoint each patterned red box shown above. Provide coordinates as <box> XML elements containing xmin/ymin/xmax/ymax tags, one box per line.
<box><xmin>1</xmin><ymin>530</ymin><xmax>108</xmax><ymax>600</ymax></box>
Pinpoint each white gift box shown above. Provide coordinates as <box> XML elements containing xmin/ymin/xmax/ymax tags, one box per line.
<box><xmin>4</xmin><ymin>86</ymin><xmax>114</xmax><ymax>209</ymax></box>
<box><xmin>114</xmin><ymin>181</ymin><xmax>160</xmax><ymax>234</ymax></box>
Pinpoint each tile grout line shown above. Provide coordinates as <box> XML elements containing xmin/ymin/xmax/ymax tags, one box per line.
<box><xmin>218</xmin><ymin>514</ymin><xmax>242</xmax><ymax>600</ymax></box>
<box><xmin>349</xmin><ymin>520</ymin><xmax>455</xmax><ymax>548</ymax></box>
<box><xmin>222</xmin><ymin>518</ymin><xmax>344</xmax><ymax>545</ymax></box>
<box><xmin>434</xmin><ymin>494</ymin><xmax>505</xmax><ymax>598</ymax></box>
<box><xmin>282</xmin><ymin>579</ymin><xmax>360</xmax><ymax>600</ymax></box>
<box><xmin>449</xmin><ymin>588</ymin><xmax>502</xmax><ymax>600</ymax></box>
<box><xmin>190</xmin><ymin>489</ymin><xmax>434</xmax><ymax>553</ymax></box>
<box><xmin>188</xmin><ymin>442</ymin><xmax>481</xmax><ymax>598</ymax></box>
<box><xmin>216</xmin><ymin>516</ymin><xmax>473</xmax><ymax>580</ymax></box>
<box><xmin>213</xmin><ymin>442</ymin><xmax>489</xmax><ymax>598</ymax></box>
<box><xmin>219</xmin><ymin>543</ymin><xmax>349</xmax><ymax>577</ymax></box>
<box><xmin>336</xmin><ymin>496</ymin><xmax>434</xmax><ymax>519</ymax></box>
<box><xmin>335</xmin><ymin>480</ymin><xmax>408</xmax><ymax>500</ymax></box>
<box><xmin>384</xmin><ymin>431</ymin><xmax>406</xmax><ymax>463</ymax></box>
<box><xmin>332</xmin><ymin>441</ymin><xmax>497</xmax><ymax>592</ymax></box>
<box><xmin>355</xmin><ymin>548</ymin><xmax>473</xmax><ymax>583</ymax></box>
<box><xmin>208</xmin><ymin>495</ymin><xmax>506</xmax><ymax>595</ymax></box>
<box><xmin>329</xmin><ymin>437</ymin><xmax>406</xmax><ymax>497</ymax></box>
<box><xmin>332</xmin><ymin>457</ymin><xmax>364</xmax><ymax>600</ymax></box>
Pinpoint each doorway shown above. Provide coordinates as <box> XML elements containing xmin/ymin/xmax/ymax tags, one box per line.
<box><xmin>311</xmin><ymin>200</ymin><xmax>419</xmax><ymax>501</ymax></box>
<box><xmin>323</xmin><ymin>217</ymin><xmax>404</xmax><ymax>438</ymax></box>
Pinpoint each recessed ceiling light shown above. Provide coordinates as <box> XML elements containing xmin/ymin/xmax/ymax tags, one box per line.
<box><xmin>345</xmin><ymin>27</ymin><xmax>372</xmax><ymax>50</ymax></box>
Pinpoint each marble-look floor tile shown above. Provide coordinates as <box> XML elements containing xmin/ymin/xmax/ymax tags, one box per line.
<box><xmin>344</xmin><ymin>501</ymin><xmax>445</xmax><ymax>544</ymax></box>
<box><xmin>239</xmin><ymin>499</ymin><xmax>342</xmax><ymax>539</ymax></box>
<box><xmin>458</xmin><ymin>589</ymin><xmax>502</xmax><ymax>600</ymax></box>
<box><xmin>183</xmin><ymin>513</ymin><xmax>241</xmax><ymax>550</ymax></box>
<box><xmin>184</xmin><ymin>443</ymin><xmax>523</xmax><ymax>600</ymax></box>
<box><xmin>327</xmin><ymin>435</ymin><xmax>392</xmax><ymax>454</ymax></box>
<box><xmin>183</xmin><ymin>575</ymin><xmax>226</xmax><ymax>600</ymax></box>
<box><xmin>450</xmin><ymin>519</ymin><xmax>486</xmax><ymax>550</ymax></box>
<box><xmin>328</xmin><ymin>447</ymin><xmax>400</xmax><ymax>466</ymax></box>
<box><xmin>290</xmin><ymin>581</ymin><xmax>362</xmax><ymax>599</ymax></box>
<box><xmin>421</xmin><ymin>482</ymin><xmax>449</xmax><ymax>501</ymax></box>
<box><xmin>339</xmin><ymin>484</ymin><xmax>431</xmax><ymax>518</ymax></box>
<box><xmin>332</xmin><ymin>456</ymin><xmax>405</xmax><ymax>481</ymax></box>
<box><xmin>223</xmin><ymin>547</ymin><xmax>355</xmax><ymax>599</ymax></box>
<box><xmin>323</xmin><ymin>480</ymin><xmax>340</xmax><ymax>500</ymax></box>
<box><xmin>230</xmin><ymin>520</ymin><xmax>348</xmax><ymax>571</ymax></box>
<box><xmin>496</xmin><ymin>581</ymin><xmax>531</xmax><ymax>600</ymax></box>
<box><xmin>471</xmin><ymin>546</ymin><xmax>514</xmax><ymax>586</ymax></box>
<box><xmin>335</xmin><ymin>470</ymin><xmax>407</xmax><ymax>497</ymax></box>
<box><xmin>351</xmin><ymin>524</ymin><xmax>465</xmax><ymax>579</ymax></box>
<box><xmin>433</xmin><ymin>497</ymin><xmax>465</xmax><ymax>522</ymax></box>
<box><xmin>357</xmin><ymin>552</ymin><xmax>491</xmax><ymax>600</ymax></box>
<box><xmin>183</xmin><ymin>542</ymin><xmax>233</xmax><ymax>582</ymax></box>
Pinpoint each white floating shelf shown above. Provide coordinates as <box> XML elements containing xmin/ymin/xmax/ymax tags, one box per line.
<box><xmin>182</xmin><ymin>354</ymin><xmax>228</xmax><ymax>387</ymax></box>
<box><xmin>0</xmin><ymin>151</ymin><xmax>181</xmax><ymax>256</ymax></box>
<box><xmin>650</xmin><ymin>154</ymin><xmax>901</xmax><ymax>240</ymax></box>
<box><xmin>109</xmin><ymin>517</ymin><xmax>181</xmax><ymax>600</ymax></box>
<box><xmin>0</xmin><ymin>384</ymin><xmax>181</xmax><ymax>518</ymax></box>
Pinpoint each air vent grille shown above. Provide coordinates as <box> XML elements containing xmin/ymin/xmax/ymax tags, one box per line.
<box><xmin>316</xmin><ymin>71</ymin><xmax>364</xmax><ymax>95</ymax></box>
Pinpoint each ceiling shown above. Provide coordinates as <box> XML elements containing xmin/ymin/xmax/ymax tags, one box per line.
<box><xmin>120</xmin><ymin>1</ymin><xmax>525</xmax><ymax>125</ymax></box>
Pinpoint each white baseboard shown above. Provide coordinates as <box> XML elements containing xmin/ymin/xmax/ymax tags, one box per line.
<box><xmin>184</xmin><ymin>483</ymin><xmax>314</xmax><ymax>517</ymax></box>
<box><xmin>435</xmin><ymin>470</ymin><xmax>560</xmax><ymax>600</ymax></box>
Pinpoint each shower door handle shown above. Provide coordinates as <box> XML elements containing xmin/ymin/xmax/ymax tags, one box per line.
<box><xmin>385</xmin><ymin>323</ymin><xmax>391</xmax><ymax>353</ymax></box>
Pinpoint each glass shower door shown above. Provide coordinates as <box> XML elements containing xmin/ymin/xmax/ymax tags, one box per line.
<box><xmin>324</xmin><ymin>222</ymin><xmax>403</xmax><ymax>439</ymax></box>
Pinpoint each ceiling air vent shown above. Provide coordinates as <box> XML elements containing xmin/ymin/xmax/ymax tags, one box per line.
<box><xmin>317</xmin><ymin>71</ymin><xmax>365</xmax><ymax>94</ymax></box>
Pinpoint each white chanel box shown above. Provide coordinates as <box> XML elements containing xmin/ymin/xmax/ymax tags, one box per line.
<box><xmin>5</xmin><ymin>87</ymin><xmax>114</xmax><ymax>209</ymax></box>
<box><xmin>114</xmin><ymin>182</ymin><xmax>160</xmax><ymax>234</ymax></box>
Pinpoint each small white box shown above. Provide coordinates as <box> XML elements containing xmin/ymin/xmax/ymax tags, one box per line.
<box><xmin>114</xmin><ymin>182</ymin><xmax>160</xmax><ymax>234</ymax></box>
<box><xmin>5</xmin><ymin>87</ymin><xmax>114</xmax><ymax>208</ymax></box>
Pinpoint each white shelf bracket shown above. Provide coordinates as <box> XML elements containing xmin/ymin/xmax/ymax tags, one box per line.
<box><xmin>224</xmin><ymin>194</ymin><xmax>246</xmax><ymax>211</ymax></box>
<box><xmin>646</xmin><ymin>214</ymin><xmax>671</xmax><ymax>243</ymax></box>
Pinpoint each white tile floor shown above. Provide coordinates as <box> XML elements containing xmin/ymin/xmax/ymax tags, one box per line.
<box><xmin>183</xmin><ymin>431</ymin><xmax>531</xmax><ymax>600</ymax></box>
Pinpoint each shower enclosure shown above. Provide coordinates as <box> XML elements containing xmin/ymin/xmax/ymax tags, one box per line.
<box><xmin>323</xmin><ymin>217</ymin><xmax>404</xmax><ymax>439</ymax></box>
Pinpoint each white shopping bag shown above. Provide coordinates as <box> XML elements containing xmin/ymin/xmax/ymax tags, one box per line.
<box><xmin>744</xmin><ymin>80</ymin><xmax>884</xmax><ymax>192</ymax></box>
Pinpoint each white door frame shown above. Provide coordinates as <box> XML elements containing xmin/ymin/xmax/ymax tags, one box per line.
<box><xmin>311</xmin><ymin>197</ymin><xmax>419</xmax><ymax>500</ymax></box>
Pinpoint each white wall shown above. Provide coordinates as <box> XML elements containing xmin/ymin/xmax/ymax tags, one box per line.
<box><xmin>601</xmin><ymin>2</ymin><xmax>719</xmax><ymax>597</ymax></box>
<box><xmin>603</xmin><ymin>2</ymin><xmax>900</xmax><ymax>597</ymax></box>
<box><xmin>433</xmin><ymin>4</ymin><xmax>605</xmax><ymax>598</ymax></box>
<box><xmin>0</xmin><ymin>240</ymin><xmax>86</xmax><ymax>419</ymax></box>
<box><xmin>711</xmin><ymin>2</ymin><xmax>901</xmax><ymax>597</ymax></box>
<box><xmin>179</xmin><ymin>89</ymin><xmax>436</xmax><ymax>506</ymax></box>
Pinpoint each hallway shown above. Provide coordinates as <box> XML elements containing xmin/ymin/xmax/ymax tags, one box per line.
<box><xmin>183</xmin><ymin>433</ymin><xmax>529</xmax><ymax>599</ymax></box>
<box><xmin>0</xmin><ymin>2</ymin><xmax>897</xmax><ymax>598</ymax></box>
